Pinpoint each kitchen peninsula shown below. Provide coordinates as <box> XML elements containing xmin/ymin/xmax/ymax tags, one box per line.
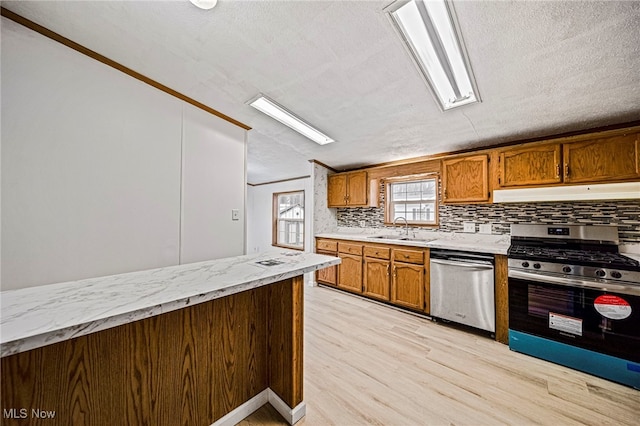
<box><xmin>1</xmin><ymin>251</ymin><xmax>339</xmax><ymax>425</ymax></box>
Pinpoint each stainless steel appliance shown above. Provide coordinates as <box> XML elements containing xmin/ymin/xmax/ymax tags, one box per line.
<box><xmin>507</xmin><ymin>224</ymin><xmax>640</xmax><ymax>389</ymax></box>
<box><xmin>430</xmin><ymin>250</ymin><xmax>495</xmax><ymax>333</ymax></box>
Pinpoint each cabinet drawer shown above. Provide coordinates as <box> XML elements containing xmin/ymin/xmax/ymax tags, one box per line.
<box><xmin>316</xmin><ymin>239</ymin><xmax>338</xmax><ymax>252</ymax></box>
<box><xmin>393</xmin><ymin>248</ymin><xmax>424</xmax><ymax>264</ymax></box>
<box><xmin>338</xmin><ymin>242</ymin><xmax>363</xmax><ymax>255</ymax></box>
<box><xmin>363</xmin><ymin>246</ymin><xmax>390</xmax><ymax>260</ymax></box>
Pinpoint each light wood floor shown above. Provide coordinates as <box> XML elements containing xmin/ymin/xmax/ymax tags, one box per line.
<box><xmin>239</xmin><ymin>285</ymin><xmax>640</xmax><ymax>426</ymax></box>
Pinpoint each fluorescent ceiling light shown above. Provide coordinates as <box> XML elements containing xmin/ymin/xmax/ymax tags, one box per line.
<box><xmin>386</xmin><ymin>0</ymin><xmax>480</xmax><ymax>110</ymax></box>
<box><xmin>248</xmin><ymin>95</ymin><xmax>335</xmax><ymax>145</ymax></box>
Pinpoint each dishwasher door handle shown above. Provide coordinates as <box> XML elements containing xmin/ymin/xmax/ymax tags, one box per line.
<box><xmin>430</xmin><ymin>258</ymin><xmax>494</xmax><ymax>270</ymax></box>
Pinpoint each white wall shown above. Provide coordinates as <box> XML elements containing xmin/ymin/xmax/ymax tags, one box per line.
<box><xmin>180</xmin><ymin>105</ymin><xmax>246</xmax><ymax>263</ymax></box>
<box><xmin>1</xmin><ymin>18</ymin><xmax>246</xmax><ymax>290</ymax></box>
<box><xmin>247</xmin><ymin>177</ymin><xmax>312</xmax><ymax>254</ymax></box>
<box><xmin>247</xmin><ymin>175</ymin><xmax>313</xmax><ymax>284</ymax></box>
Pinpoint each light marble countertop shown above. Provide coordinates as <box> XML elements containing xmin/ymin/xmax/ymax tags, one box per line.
<box><xmin>316</xmin><ymin>230</ymin><xmax>640</xmax><ymax>262</ymax></box>
<box><xmin>315</xmin><ymin>230</ymin><xmax>511</xmax><ymax>255</ymax></box>
<box><xmin>0</xmin><ymin>250</ymin><xmax>340</xmax><ymax>358</ymax></box>
<box><xmin>620</xmin><ymin>244</ymin><xmax>640</xmax><ymax>262</ymax></box>
<box><xmin>622</xmin><ymin>252</ymin><xmax>640</xmax><ymax>262</ymax></box>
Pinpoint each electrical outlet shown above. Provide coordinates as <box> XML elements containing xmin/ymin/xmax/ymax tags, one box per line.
<box><xmin>232</xmin><ymin>209</ymin><xmax>240</xmax><ymax>221</ymax></box>
<box><xmin>479</xmin><ymin>223</ymin><xmax>492</xmax><ymax>234</ymax></box>
<box><xmin>359</xmin><ymin>220</ymin><xmax>366</xmax><ymax>227</ymax></box>
<box><xmin>463</xmin><ymin>222</ymin><xmax>476</xmax><ymax>233</ymax></box>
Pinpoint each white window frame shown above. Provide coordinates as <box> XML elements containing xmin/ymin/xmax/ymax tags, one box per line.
<box><xmin>272</xmin><ymin>190</ymin><xmax>305</xmax><ymax>251</ymax></box>
<box><xmin>384</xmin><ymin>174</ymin><xmax>439</xmax><ymax>226</ymax></box>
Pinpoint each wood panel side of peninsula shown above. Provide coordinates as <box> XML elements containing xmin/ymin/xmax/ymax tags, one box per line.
<box><xmin>1</xmin><ymin>276</ymin><xmax>304</xmax><ymax>425</ymax></box>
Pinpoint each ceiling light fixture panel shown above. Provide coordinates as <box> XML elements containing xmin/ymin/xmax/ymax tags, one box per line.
<box><xmin>248</xmin><ymin>95</ymin><xmax>335</xmax><ymax>145</ymax></box>
<box><xmin>386</xmin><ymin>0</ymin><xmax>480</xmax><ymax>111</ymax></box>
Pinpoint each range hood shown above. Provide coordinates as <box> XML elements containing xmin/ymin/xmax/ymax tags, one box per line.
<box><xmin>493</xmin><ymin>182</ymin><xmax>640</xmax><ymax>203</ymax></box>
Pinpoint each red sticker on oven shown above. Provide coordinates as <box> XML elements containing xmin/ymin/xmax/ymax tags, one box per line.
<box><xmin>594</xmin><ymin>295</ymin><xmax>632</xmax><ymax>320</ymax></box>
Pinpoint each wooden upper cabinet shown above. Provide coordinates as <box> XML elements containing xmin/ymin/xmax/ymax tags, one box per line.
<box><xmin>442</xmin><ymin>154</ymin><xmax>490</xmax><ymax>203</ymax></box>
<box><xmin>563</xmin><ymin>134</ymin><xmax>640</xmax><ymax>184</ymax></box>
<box><xmin>347</xmin><ymin>171</ymin><xmax>368</xmax><ymax>205</ymax></box>
<box><xmin>327</xmin><ymin>171</ymin><xmax>368</xmax><ymax>207</ymax></box>
<box><xmin>328</xmin><ymin>174</ymin><xmax>348</xmax><ymax>207</ymax></box>
<box><xmin>499</xmin><ymin>144</ymin><xmax>562</xmax><ymax>187</ymax></box>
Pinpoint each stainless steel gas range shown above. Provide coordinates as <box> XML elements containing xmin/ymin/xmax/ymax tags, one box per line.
<box><xmin>507</xmin><ymin>224</ymin><xmax>640</xmax><ymax>389</ymax></box>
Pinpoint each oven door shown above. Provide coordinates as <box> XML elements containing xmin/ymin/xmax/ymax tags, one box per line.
<box><xmin>509</xmin><ymin>272</ymin><xmax>640</xmax><ymax>363</ymax></box>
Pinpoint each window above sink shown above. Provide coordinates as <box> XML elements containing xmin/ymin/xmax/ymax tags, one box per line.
<box><xmin>384</xmin><ymin>174</ymin><xmax>439</xmax><ymax>226</ymax></box>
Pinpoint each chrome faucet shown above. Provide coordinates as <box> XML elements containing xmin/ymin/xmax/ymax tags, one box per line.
<box><xmin>393</xmin><ymin>216</ymin><xmax>409</xmax><ymax>236</ymax></box>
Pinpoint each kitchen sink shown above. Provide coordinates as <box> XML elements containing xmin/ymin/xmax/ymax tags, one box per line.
<box><xmin>405</xmin><ymin>237</ymin><xmax>437</xmax><ymax>242</ymax></box>
<box><xmin>368</xmin><ymin>235</ymin><xmax>408</xmax><ymax>240</ymax></box>
<box><xmin>367</xmin><ymin>235</ymin><xmax>435</xmax><ymax>242</ymax></box>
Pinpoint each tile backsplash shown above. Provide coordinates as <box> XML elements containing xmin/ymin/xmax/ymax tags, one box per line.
<box><xmin>337</xmin><ymin>200</ymin><xmax>640</xmax><ymax>244</ymax></box>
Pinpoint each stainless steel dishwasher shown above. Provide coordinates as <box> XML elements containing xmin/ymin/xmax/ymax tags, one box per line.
<box><xmin>430</xmin><ymin>249</ymin><xmax>495</xmax><ymax>333</ymax></box>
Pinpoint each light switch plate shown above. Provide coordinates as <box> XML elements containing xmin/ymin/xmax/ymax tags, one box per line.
<box><xmin>232</xmin><ymin>209</ymin><xmax>240</xmax><ymax>221</ymax></box>
<box><xmin>479</xmin><ymin>223</ymin><xmax>492</xmax><ymax>234</ymax></box>
<box><xmin>463</xmin><ymin>222</ymin><xmax>476</xmax><ymax>233</ymax></box>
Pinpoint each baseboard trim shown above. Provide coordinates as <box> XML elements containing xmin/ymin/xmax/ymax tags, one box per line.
<box><xmin>268</xmin><ymin>389</ymin><xmax>307</xmax><ymax>425</ymax></box>
<box><xmin>210</xmin><ymin>388</ymin><xmax>306</xmax><ymax>426</ymax></box>
<box><xmin>211</xmin><ymin>389</ymin><xmax>268</xmax><ymax>426</ymax></box>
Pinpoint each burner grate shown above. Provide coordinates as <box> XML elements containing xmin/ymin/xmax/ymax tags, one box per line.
<box><xmin>508</xmin><ymin>245</ymin><xmax>639</xmax><ymax>268</ymax></box>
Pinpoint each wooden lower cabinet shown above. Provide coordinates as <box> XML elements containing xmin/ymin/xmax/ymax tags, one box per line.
<box><xmin>338</xmin><ymin>253</ymin><xmax>363</xmax><ymax>293</ymax></box>
<box><xmin>315</xmin><ymin>238</ymin><xmax>431</xmax><ymax>316</ymax></box>
<box><xmin>363</xmin><ymin>257</ymin><xmax>390</xmax><ymax>301</ymax></box>
<box><xmin>391</xmin><ymin>262</ymin><xmax>424</xmax><ymax>311</ymax></box>
<box><xmin>317</xmin><ymin>250</ymin><xmax>337</xmax><ymax>286</ymax></box>
<box><xmin>315</xmin><ymin>236</ymin><xmax>505</xmax><ymax>343</ymax></box>
<box><xmin>316</xmin><ymin>239</ymin><xmax>338</xmax><ymax>286</ymax></box>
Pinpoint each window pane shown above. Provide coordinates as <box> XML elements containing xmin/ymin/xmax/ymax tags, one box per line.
<box><xmin>388</xmin><ymin>178</ymin><xmax>437</xmax><ymax>224</ymax></box>
<box><xmin>274</xmin><ymin>191</ymin><xmax>304</xmax><ymax>249</ymax></box>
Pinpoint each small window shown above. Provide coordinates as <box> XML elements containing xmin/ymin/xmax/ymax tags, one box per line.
<box><xmin>385</xmin><ymin>175</ymin><xmax>438</xmax><ymax>225</ymax></box>
<box><xmin>273</xmin><ymin>191</ymin><xmax>305</xmax><ymax>250</ymax></box>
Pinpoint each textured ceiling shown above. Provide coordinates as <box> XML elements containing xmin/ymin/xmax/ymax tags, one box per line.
<box><xmin>3</xmin><ymin>1</ymin><xmax>640</xmax><ymax>184</ymax></box>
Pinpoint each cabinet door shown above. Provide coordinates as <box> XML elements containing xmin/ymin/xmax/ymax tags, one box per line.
<box><xmin>328</xmin><ymin>174</ymin><xmax>347</xmax><ymax>207</ymax></box>
<box><xmin>391</xmin><ymin>262</ymin><xmax>424</xmax><ymax>311</ymax></box>
<box><xmin>442</xmin><ymin>154</ymin><xmax>489</xmax><ymax>203</ymax></box>
<box><xmin>363</xmin><ymin>258</ymin><xmax>390</xmax><ymax>301</ymax></box>
<box><xmin>563</xmin><ymin>134</ymin><xmax>640</xmax><ymax>183</ymax></box>
<box><xmin>346</xmin><ymin>171</ymin><xmax>368</xmax><ymax>206</ymax></box>
<box><xmin>499</xmin><ymin>144</ymin><xmax>562</xmax><ymax>187</ymax></box>
<box><xmin>316</xmin><ymin>250</ymin><xmax>337</xmax><ymax>286</ymax></box>
<box><xmin>338</xmin><ymin>253</ymin><xmax>363</xmax><ymax>293</ymax></box>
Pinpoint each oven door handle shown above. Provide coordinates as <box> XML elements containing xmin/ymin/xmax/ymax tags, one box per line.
<box><xmin>508</xmin><ymin>269</ymin><xmax>640</xmax><ymax>296</ymax></box>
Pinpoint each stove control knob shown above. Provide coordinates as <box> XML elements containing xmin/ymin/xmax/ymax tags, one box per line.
<box><xmin>595</xmin><ymin>269</ymin><xmax>606</xmax><ymax>278</ymax></box>
<box><xmin>533</xmin><ymin>263</ymin><xmax>541</xmax><ymax>269</ymax></box>
<box><xmin>562</xmin><ymin>266</ymin><xmax>572</xmax><ymax>273</ymax></box>
<box><xmin>521</xmin><ymin>261</ymin><xmax>530</xmax><ymax>268</ymax></box>
<box><xmin>611</xmin><ymin>271</ymin><xmax>622</xmax><ymax>279</ymax></box>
